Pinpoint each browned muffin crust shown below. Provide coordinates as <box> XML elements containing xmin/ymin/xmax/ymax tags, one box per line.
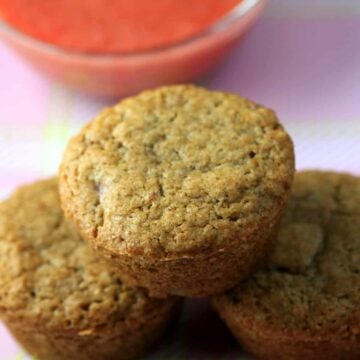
<box><xmin>212</xmin><ymin>171</ymin><xmax>360</xmax><ymax>360</ymax></box>
<box><xmin>0</xmin><ymin>179</ymin><xmax>179</xmax><ymax>360</ymax></box>
<box><xmin>59</xmin><ymin>85</ymin><xmax>295</xmax><ymax>297</ymax></box>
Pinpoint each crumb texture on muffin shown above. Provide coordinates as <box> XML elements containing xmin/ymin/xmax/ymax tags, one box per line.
<box><xmin>213</xmin><ymin>171</ymin><xmax>360</xmax><ymax>358</ymax></box>
<box><xmin>59</xmin><ymin>85</ymin><xmax>294</xmax><ymax>256</ymax></box>
<box><xmin>0</xmin><ymin>179</ymin><xmax>171</xmax><ymax>331</ymax></box>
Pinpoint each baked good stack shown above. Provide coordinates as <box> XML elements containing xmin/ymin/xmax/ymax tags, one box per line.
<box><xmin>0</xmin><ymin>85</ymin><xmax>358</xmax><ymax>360</ymax></box>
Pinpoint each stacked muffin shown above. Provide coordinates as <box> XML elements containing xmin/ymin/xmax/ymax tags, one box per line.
<box><xmin>0</xmin><ymin>85</ymin><xmax>358</xmax><ymax>360</ymax></box>
<box><xmin>212</xmin><ymin>171</ymin><xmax>360</xmax><ymax>359</ymax></box>
<box><xmin>0</xmin><ymin>179</ymin><xmax>180</xmax><ymax>360</ymax></box>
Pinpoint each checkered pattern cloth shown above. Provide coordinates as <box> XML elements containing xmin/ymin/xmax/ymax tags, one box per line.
<box><xmin>0</xmin><ymin>1</ymin><xmax>359</xmax><ymax>359</ymax></box>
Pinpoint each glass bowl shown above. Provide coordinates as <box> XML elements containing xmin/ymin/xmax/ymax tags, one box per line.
<box><xmin>0</xmin><ymin>0</ymin><xmax>268</xmax><ymax>97</ymax></box>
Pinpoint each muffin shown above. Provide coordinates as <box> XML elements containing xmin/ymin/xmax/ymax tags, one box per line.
<box><xmin>59</xmin><ymin>85</ymin><xmax>295</xmax><ymax>297</ymax></box>
<box><xmin>0</xmin><ymin>179</ymin><xmax>179</xmax><ymax>360</ymax></box>
<box><xmin>212</xmin><ymin>171</ymin><xmax>360</xmax><ymax>360</ymax></box>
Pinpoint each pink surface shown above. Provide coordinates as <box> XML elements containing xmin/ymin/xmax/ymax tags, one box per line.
<box><xmin>0</xmin><ymin>323</ymin><xmax>18</xmax><ymax>357</ymax></box>
<box><xmin>208</xmin><ymin>18</ymin><xmax>360</xmax><ymax>121</ymax></box>
<box><xmin>0</xmin><ymin>42</ymin><xmax>49</xmax><ymax>125</ymax></box>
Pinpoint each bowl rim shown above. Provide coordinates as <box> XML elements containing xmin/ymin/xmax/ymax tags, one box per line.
<box><xmin>0</xmin><ymin>0</ymin><xmax>266</xmax><ymax>59</ymax></box>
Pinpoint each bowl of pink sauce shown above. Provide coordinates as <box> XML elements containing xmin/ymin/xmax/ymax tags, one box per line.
<box><xmin>0</xmin><ymin>0</ymin><xmax>268</xmax><ymax>97</ymax></box>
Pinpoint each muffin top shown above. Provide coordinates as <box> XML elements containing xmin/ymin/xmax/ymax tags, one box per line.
<box><xmin>0</xmin><ymin>179</ymin><xmax>172</xmax><ymax>331</ymax></box>
<box><xmin>59</xmin><ymin>85</ymin><xmax>294</xmax><ymax>256</ymax></box>
<box><xmin>215</xmin><ymin>171</ymin><xmax>360</xmax><ymax>336</ymax></box>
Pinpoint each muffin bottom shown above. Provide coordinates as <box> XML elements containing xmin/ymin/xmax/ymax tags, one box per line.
<box><xmin>3</xmin><ymin>300</ymin><xmax>177</xmax><ymax>360</ymax></box>
<box><xmin>96</xmin><ymin>216</ymin><xmax>279</xmax><ymax>298</ymax></box>
<box><xmin>212</xmin><ymin>298</ymin><xmax>360</xmax><ymax>360</ymax></box>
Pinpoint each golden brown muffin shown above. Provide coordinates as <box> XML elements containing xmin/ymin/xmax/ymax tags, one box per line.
<box><xmin>59</xmin><ymin>85</ymin><xmax>295</xmax><ymax>297</ymax></box>
<box><xmin>212</xmin><ymin>171</ymin><xmax>360</xmax><ymax>360</ymax></box>
<box><xmin>0</xmin><ymin>179</ymin><xmax>179</xmax><ymax>360</ymax></box>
